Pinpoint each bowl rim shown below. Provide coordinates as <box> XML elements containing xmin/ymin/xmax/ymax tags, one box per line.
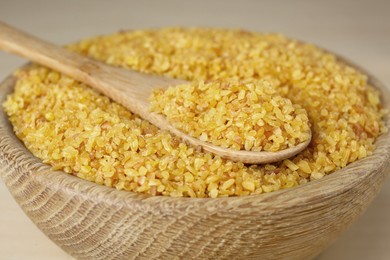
<box><xmin>1</xmin><ymin>54</ymin><xmax>390</xmax><ymax>214</ymax></box>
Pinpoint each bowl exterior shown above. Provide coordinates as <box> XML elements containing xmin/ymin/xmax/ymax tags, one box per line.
<box><xmin>1</xmin><ymin>64</ymin><xmax>390</xmax><ymax>259</ymax></box>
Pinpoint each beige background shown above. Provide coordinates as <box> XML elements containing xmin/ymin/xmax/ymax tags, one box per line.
<box><xmin>0</xmin><ymin>0</ymin><xmax>389</xmax><ymax>259</ymax></box>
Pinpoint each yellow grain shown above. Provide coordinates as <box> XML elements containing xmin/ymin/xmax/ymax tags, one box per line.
<box><xmin>2</xmin><ymin>27</ymin><xmax>387</xmax><ymax>198</ymax></box>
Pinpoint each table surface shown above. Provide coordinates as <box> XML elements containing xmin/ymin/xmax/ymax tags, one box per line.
<box><xmin>0</xmin><ymin>0</ymin><xmax>389</xmax><ymax>259</ymax></box>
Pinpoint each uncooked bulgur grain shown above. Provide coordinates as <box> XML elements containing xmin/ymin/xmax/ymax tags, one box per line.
<box><xmin>3</xmin><ymin>28</ymin><xmax>387</xmax><ymax>198</ymax></box>
<box><xmin>150</xmin><ymin>79</ymin><xmax>310</xmax><ymax>151</ymax></box>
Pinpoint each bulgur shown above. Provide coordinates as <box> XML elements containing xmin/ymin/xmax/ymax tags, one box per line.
<box><xmin>150</xmin><ymin>79</ymin><xmax>311</xmax><ymax>151</ymax></box>
<box><xmin>3</xmin><ymin>28</ymin><xmax>387</xmax><ymax>198</ymax></box>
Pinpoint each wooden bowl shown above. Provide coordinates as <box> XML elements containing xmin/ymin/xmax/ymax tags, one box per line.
<box><xmin>1</xmin><ymin>58</ymin><xmax>389</xmax><ymax>260</ymax></box>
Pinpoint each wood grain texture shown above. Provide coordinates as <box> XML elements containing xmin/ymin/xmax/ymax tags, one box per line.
<box><xmin>0</xmin><ymin>21</ymin><xmax>311</xmax><ymax>164</ymax></box>
<box><xmin>0</xmin><ymin>56</ymin><xmax>389</xmax><ymax>260</ymax></box>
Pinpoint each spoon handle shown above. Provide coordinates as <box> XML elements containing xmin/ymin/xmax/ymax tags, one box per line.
<box><xmin>0</xmin><ymin>21</ymin><xmax>179</xmax><ymax>116</ymax></box>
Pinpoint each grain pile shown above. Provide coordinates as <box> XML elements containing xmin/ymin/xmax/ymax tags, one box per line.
<box><xmin>151</xmin><ymin>79</ymin><xmax>310</xmax><ymax>151</ymax></box>
<box><xmin>3</xmin><ymin>28</ymin><xmax>387</xmax><ymax>198</ymax></box>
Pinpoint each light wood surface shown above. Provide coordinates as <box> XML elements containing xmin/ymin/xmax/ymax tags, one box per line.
<box><xmin>0</xmin><ymin>0</ymin><xmax>389</xmax><ymax>259</ymax></box>
<box><xmin>0</xmin><ymin>21</ymin><xmax>311</xmax><ymax>164</ymax></box>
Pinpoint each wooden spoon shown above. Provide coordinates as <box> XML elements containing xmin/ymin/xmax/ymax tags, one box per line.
<box><xmin>0</xmin><ymin>21</ymin><xmax>311</xmax><ymax>164</ymax></box>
